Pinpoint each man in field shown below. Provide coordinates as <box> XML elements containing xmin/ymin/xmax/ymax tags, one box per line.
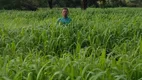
<box><xmin>57</xmin><ymin>8</ymin><xmax>72</xmax><ymax>25</ymax></box>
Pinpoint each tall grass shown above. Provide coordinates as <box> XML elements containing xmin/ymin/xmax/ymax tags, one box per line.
<box><xmin>0</xmin><ymin>8</ymin><xmax>142</xmax><ymax>80</ymax></box>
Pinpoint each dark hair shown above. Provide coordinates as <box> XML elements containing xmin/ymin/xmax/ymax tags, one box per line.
<box><xmin>63</xmin><ymin>8</ymin><xmax>68</xmax><ymax>11</ymax></box>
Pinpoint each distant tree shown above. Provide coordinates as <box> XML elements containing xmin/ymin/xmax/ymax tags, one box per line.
<box><xmin>98</xmin><ymin>0</ymin><xmax>106</xmax><ymax>7</ymax></box>
<box><xmin>109</xmin><ymin>0</ymin><xmax>126</xmax><ymax>7</ymax></box>
<box><xmin>0</xmin><ymin>0</ymin><xmax>39</xmax><ymax>10</ymax></box>
<box><xmin>73</xmin><ymin>0</ymin><xmax>81</xmax><ymax>7</ymax></box>
<box><xmin>38</xmin><ymin>0</ymin><xmax>48</xmax><ymax>7</ymax></box>
<box><xmin>129</xmin><ymin>0</ymin><xmax>142</xmax><ymax>6</ymax></box>
<box><xmin>88</xmin><ymin>0</ymin><xmax>99</xmax><ymax>7</ymax></box>
<box><xmin>81</xmin><ymin>0</ymin><xmax>87</xmax><ymax>10</ymax></box>
<box><xmin>94</xmin><ymin>0</ymin><xmax>99</xmax><ymax>7</ymax></box>
<box><xmin>0</xmin><ymin>0</ymin><xmax>141</xmax><ymax>10</ymax></box>
<box><xmin>48</xmin><ymin>0</ymin><xmax>52</xmax><ymax>9</ymax></box>
<box><xmin>119</xmin><ymin>0</ymin><xmax>127</xmax><ymax>7</ymax></box>
<box><xmin>20</xmin><ymin>0</ymin><xmax>39</xmax><ymax>10</ymax></box>
<box><xmin>0</xmin><ymin>0</ymin><xmax>13</xmax><ymax>9</ymax></box>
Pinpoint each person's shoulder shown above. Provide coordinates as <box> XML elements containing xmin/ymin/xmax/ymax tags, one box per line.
<box><xmin>68</xmin><ymin>17</ymin><xmax>72</xmax><ymax>21</ymax></box>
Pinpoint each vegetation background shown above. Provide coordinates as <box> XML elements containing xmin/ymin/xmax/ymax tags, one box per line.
<box><xmin>0</xmin><ymin>0</ymin><xmax>142</xmax><ymax>10</ymax></box>
<box><xmin>0</xmin><ymin>0</ymin><xmax>142</xmax><ymax>80</ymax></box>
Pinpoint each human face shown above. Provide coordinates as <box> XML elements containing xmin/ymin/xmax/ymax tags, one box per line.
<box><xmin>62</xmin><ymin>9</ymin><xmax>68</xmax><ymax>18</ymax></box>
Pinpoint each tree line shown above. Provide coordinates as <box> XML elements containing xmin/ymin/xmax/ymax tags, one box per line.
<box><xmin>0</xmin><ymin>0</ymin><xmax>141</xmax><ymax>10</ymax></box>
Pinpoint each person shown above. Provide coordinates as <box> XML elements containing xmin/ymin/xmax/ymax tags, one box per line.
<box><xmin>57</xmin><ymin>8</ymin><xmax>72</xmax><ymax>25</ymax></box>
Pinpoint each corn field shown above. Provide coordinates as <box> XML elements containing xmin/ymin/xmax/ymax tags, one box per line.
<box><xmin>0</xmin><ymin>8</ymin><xmax>142</xmax><ymax>80</ymax></box>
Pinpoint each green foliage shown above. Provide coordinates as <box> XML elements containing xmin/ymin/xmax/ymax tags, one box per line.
<box><xmin>0</xmin><ymin>0</ymin><xmax>142</xmax><ymax>10</ymax></box>
<box><xmin>0</xmin><ymin>8</ymin><xmax>142</xmax><ymax>80</ymax></box>
<box><xmin>0</xmin><ymin>0</ymin><xmax>39</xmax><ymax>10</ymax></box>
